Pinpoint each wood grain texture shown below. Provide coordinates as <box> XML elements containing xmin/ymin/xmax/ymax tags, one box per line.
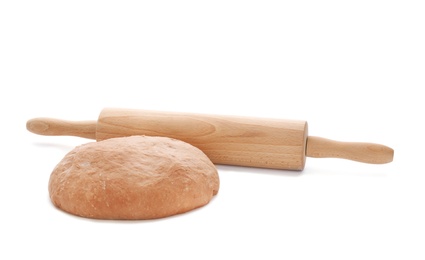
<box><xmin>306</xmin><ymin>136</ymin><xmax>394</xmax><ymax>164</ymax></box>
<box><xmin>97</xmin><ymin>108</ymin><xmax>308</xmax><ymax>170</ymax></box>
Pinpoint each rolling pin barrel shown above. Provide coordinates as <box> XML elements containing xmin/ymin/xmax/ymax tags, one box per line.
<box><xmin>97</xmin><ymin>108</ymin><xmax>308</xmax><ymax>170</ymax></box>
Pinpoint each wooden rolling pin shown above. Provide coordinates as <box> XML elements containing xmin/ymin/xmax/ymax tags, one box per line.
<box><xmin>26</xmin><ymin>108</ymin><xmax>393</xmax><ymax>170</ymax></box>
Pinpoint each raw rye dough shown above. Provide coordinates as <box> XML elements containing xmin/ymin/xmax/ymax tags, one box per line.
<box><xmin>48</xmin><ymin>136</ymin><xmax>219</xmax><ymax>219</ymax></box>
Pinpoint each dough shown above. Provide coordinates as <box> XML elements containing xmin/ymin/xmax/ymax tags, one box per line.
<box><xmin>48</xmin><ymin>136</ymin><xmax>219</xmax><ymax>219</ymax></box>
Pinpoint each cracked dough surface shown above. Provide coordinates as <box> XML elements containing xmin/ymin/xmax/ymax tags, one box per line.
<box><xmin>48</xmin><ymin>136</ymin><xmax>219</xmax><ymax>220</ymax></box>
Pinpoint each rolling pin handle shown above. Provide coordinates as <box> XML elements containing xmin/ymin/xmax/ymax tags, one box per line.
<box><xmin>306</xmin><ymin>136</ymin><xmax>394</xmax><ymax>164</ymax></box>
<box><xmin>26</xmin><ymin>118</ymin><xmax>97</xmax><ymax>140</ymax></box>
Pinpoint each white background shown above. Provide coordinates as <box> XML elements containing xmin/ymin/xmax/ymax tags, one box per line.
<box><xmin>1</xmin><ymin>1</ymin><xmax>424</xmax><ymax>259</ymax></box>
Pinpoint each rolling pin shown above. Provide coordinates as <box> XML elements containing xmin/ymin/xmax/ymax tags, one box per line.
<box><xmin>26</xmin><ymin>108</ymin><xmax>393</xmax><ymax>170</ymax></box>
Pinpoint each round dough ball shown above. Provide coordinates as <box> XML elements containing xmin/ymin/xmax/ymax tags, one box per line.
<box><xmin>48</xmin><ymin>136</ymin><xmax>219</xmax><ymax>220</ymax></box>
